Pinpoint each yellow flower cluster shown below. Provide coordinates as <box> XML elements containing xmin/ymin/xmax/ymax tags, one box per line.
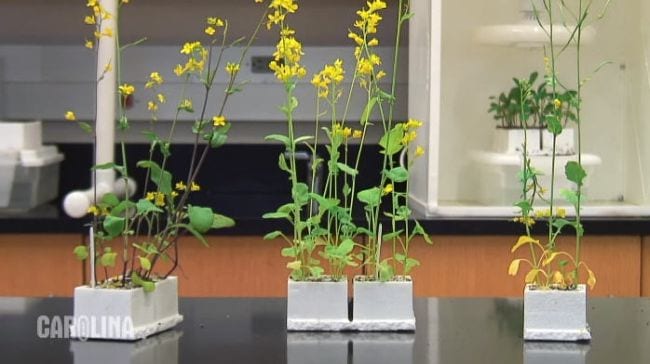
<box><xmin>65</xmin><ymin>111</ymin><xmax>77</xmax><ymax>121</ymax></box>
<box><xmin>311</xmin><ymin>59</ymin><xmax>345</xmax><ymax>99</ymax></box>
<box><xmin>146</xmin><ymin>191</ymin><xmax>168</xmax><ymax>207</ymax></box>
<box><xmin>266</xmin><ymin>0</ymin><xmax>306</xmax><ymax>81</ymax></box>
<box><xmin>118</xmin><ymin>83</ymin><xmax>135</xmax><ymax>96</ymax></box>
<box><xmin>205</xmin><ymin>17</ymin><xmax>225</xmax><ymax>37</ymax></box>
<box><xmin>400</xmin><ymin>118</ymin><xmax>423</xmax><ymax>145</ymax></box>
<box><xmin>83</xmin><ymin>0</ymin><xmax>118</xmax><ymax>49</ymax></box>
<box><xmin>348</xmin><ymin>0</ymin><xmax>387</xmax><ymax>83</ymax></box>
<box><xmin>332</xmin><ymin>123</ymin><xmax>363</xmax><ymax>140</ymax></box>
<box><xmin>513</xmin><ymin>215</ymin><xmax>536</xmax><ymax>227</ymax></box>
<box><xmin>212</xmin><ymin>115</ymin><xmax>227</xmax><ymax>127</ymax></box>
<box><xmin>174</xmin><ymin>181</ymin><xmax>201</xmax><ymax>192</ymax></box>
<box><xmin>174</xmin><ymin>41</ymin><xmax>207</xmax><ymax>77</ymax></box>
<box><xmin>535</xmin><ymin>208</ymin><xmax>567</xmax><ymax>218</ymax></box>
<box><xmin>225</xmin><ymin>62</ymin><xmax>240</xmax><ymax>75</ymax></box>
<box><xmin>87</xmin><ymin>204</ymin><xmax>110</xmax><ymax>216</ymax></box>
<box><xmin>145</xmin><ymin>72</ymin><xmax>166</xmax><ymax>117</ymax></box>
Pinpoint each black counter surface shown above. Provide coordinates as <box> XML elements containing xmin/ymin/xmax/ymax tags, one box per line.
<box><xmin>2</xmin><ymin>143</ymin><xmax>649</xmax><ymax>235</ymax></box>
<box><xmin>1</xmin><ymin>296</ymin><xmax>650</xmax><ymax>363</ymax></box>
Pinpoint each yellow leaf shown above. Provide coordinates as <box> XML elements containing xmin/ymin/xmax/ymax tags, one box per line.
<box><xmin>286</xmin><ymin>261</ymin><xmax>301</xmax><ymax>270</ymax></box>
<box><xmin>543</xmin><ymin>252</ymin><xmax>560</xmax><ymax>266</ymax></box>
<box><xmin>524</xmin><ymin>269</ymin><xmax>540</xmax><ymax>284</ymax></box>
<box><xmin>511</xmin><ymin>235</ymin><xmax>539</xmax><ymax>253</ymax></box>
<box><xmin>552</xmin><ymin>270</ymin><xmax>564</xmax><ymax>285</ymax></box>
<box><xmin>586</xmin><ymin>269</ymin><xmax>597</xmax><ymax>290</ymax></box>
<box><xmin>508</xmin><ymin>259</ymin><xmax>521</xmax><ymax>276</ymax></box>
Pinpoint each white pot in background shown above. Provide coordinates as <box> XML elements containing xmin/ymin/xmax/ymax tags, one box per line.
<box><xmin>523</xmin><ymin>284</ymin><xmax>591</xmax><ymax>341</ymax></box>
<box><xmin>352</xmin><ymin>276</ymin><xmax>415</xmax><ymax>331</ymax></box>
<box><xmin>493</xmin><ymin>128</ymin><xmax>575</xmax><ymax>156</ymax></box>
<box><xmin>287</xmin><ymin>277</ymin><xmax>351</xmax><ymax>331</ymax></box>
<box><xmin>70</xmin><ymin>276</ymin><xmax>183</xmax><ymax>341</ymax></box>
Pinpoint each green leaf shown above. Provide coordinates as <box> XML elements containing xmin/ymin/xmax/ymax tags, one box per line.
<box><xmin>137</xmin><ymin>160</ymin><xmax>172</xmax><ymax>194</ymax></box>
<box><xmin>281</xmin><ymin>247</ymin><xmax>297</xmax><ymax>257</ymax></box>
<box><xmin>379</xmin><ymin>125</ymin><xmax>405</xmax><ymax>156</ymax></box>
<box><xmin>212</xmin><ymin>213</ymin><xmax>235</xmax><ymax>229</ymax></box>
<box><xmin>101</xmin><ymin>193</ymin><xmax>120</xmax><ymax>207</ymax></box>
<box><xmin>336</xmin><ymin>162</ymin><xmax>358</xmax><ymax>176</ymax></box>
<box><xmin>262</xmin><ymin>211</ymin><xmax>290</xmax><ymax>219</ymax></box>
<box><xmin>335</xmin><ymin>239</ymin><xmax>355</xmax><ymax>256</ymax></box>
<box><xmin>294</xmin><ymin>135</ymin><xmax>314</xmax><ymax>144</ymax></box>
<box><xmin>111</xmin><ymin>200</ymin><xmax>136</xmax><ymax>217</ymax></box>
<box><xmin>357</xmin><ymin>187</ymin><xmax>382</xmax><ymax>207</ymax></box>
<box><xmin>263</xmin><ymin>231</ymin><xmax>284</xmax><ymax>240</ymax></box>
<box><xmin>138</xmin><ymin>256</ymin><xmax>152</xmax><ymax>271</ymax></box>
<box><xmin>292</xmin><ymin>183</ymin><xmax>310</xmax><ymax>206</ymax></box>
<box><xmin>188</xmin><ymin>206</ymin><xmax>214</xmax><ymax>233</ymax></box>
<box><xmin>77</xmin><ymin>121</ymin><xmax>93</xmax><ymax>134</ymax></box>
<box><xmin>308</xmin><ymin>266</ymin><xmax>324</xmax><ymax>278</ymax></box>
<box><xmin>73</xmin><ymin>245</ymin><xmax>88</xmax><ymax>261</ymax></box>
<box><xmin>378</xmin><ymin>260</ymin><xmax>395</xmax><ymax>282</ymax></box>
<box><xmin>277</xmin><ymin>153</ymin><xmax>290</xmax><ymax>173</ymax></box>
<box><xmin>382</xmin><ymin>229</ymin><xmax>404</xmax><ymax>241</ymax></box>
<box><xmin>210</xmin><ymin>129</ymin><xmax>229</xmax><ymax>149</ymax></box>
<box><xmin>360</xmin><ymin>97</ymin><xmax>377</xmax><ymax>126</ymax></box>
<box><xmin>565</xmin><ymin>161</ymin><xmax>587</xmax><ymax>186</ymax></box>
<box><xmin>100</xmin><ymin>252</ymin><xmax>117</xmax><ymax>267</ymax></box>
<box><xmin>131</xmin><ymin>272</ymin><xmax>155</xmax><ymax>293</ymax></box>
<box><xmin>413</xmin><ymin>220</ymin><xmax>432</xmax><ymax>244</ymax></box>
<box><xmin>103</xmin><ymin>215</ymin><xmax>125</xmax><ymax>238</ymax></box>
<box><xmin>545</xmin><ymin>114</ymin><xmax>563</xmax><ymax>135</ymax></box>
<box><xmin>404</xmin><ymin>258</ymin><xmax>420</xmax><ymax>274</ymax></box>
<box><xmin>136</xmin><ymin>198</ymin><xmax>163</xmax><ymax>215</ymax></box>
<box><xmin>385</xmin><ymin>166</ymin><xmax>409</xmax><ymax>182</ymax></box>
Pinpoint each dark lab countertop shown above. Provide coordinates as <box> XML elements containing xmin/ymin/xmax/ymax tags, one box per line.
<box><xmin>2</xmin><ymin>296</ymin><xmax>650</xmax><ymax>363</ymax></box>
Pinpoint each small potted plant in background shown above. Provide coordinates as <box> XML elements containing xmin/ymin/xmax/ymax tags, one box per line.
<box><xmin>488</xmin><ymin>71</ymin><xmax>578</xmax><ymax>156</ymax></box>
<box><xmin>66</xmin><ymin>0</ymin><xmax>267</xmax><ymax>340</ymax></box>
<box><xmin>263</xmin><ymin>0</ymin><xmax>431</xmax><ymax>331</ymax></box>
<box><xmin>507</xmin><ymin>0</ymin><xmax>609</xmax><ymax>342</ymax></box>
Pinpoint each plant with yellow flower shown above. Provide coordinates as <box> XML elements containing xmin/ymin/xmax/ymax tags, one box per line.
<box><xmin>70</xmin><ymin>0</ymin><xmax>269</xmax><ymax>292</ymax></box>
<box><xmin>263</xmin><ymin>0</ymin><xmax>431</xmax><ymax>286</ymax></box>
<box><xmin>508</xmin><ymin>0</ymin><xmax>611</xmax><ymax>295</ymax></box>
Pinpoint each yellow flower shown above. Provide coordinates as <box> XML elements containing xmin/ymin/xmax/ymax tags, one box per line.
<box><xmin>352</xmin><ymin>130</ymin><xmax>363</xmax><ymax>139</ymax></box>
<box><xmin>171</xmin><ymin>191</ymin><xmax>179</xmax><ymax>198</ymax></box>
<box><xmin>375</xmin><ymin>70</ymin><xmax>387</xmax><ymax>79</ymax></box>
<box><xmin>557</xmin><ymin>208</ymin><xmax>567</xmax><ymax>218</ymax></box>
<box><xmin>147</xmin><ymin>101</ymin><xmax>158</xmax><ymax>112</ymax></box>
<box><xmin>179</xmin><ymin>99</ymin><xmax>193</xmax><ymax>112</ymax></box>
<box><xmin>64</xmin><ymin>111</ymin><xmax>77</xmax><ymax>121</ymax></box>
<box><xmin>404</xmin><ymin>118</ymin><xmax>423</xmax><ymax>130</ymax></box>
<box><xmin>205</xmin><ymin>26</ymin><xmax>216</xmax><ymax>36</ymax></box>
<box><xmin>190</xmin><ymin>182</ymin><xmax>201</xmax><ymax>191</ymax></box>
<box><xmin>154</xmin><ymin>192</ymin><xmax>166</xmax><ymax>207</ymax></box>
<box><xmin>270</xmin><ymin>0</ymin><xmax>298</xmax><ymax>13</ymax></box>
<box><xmin>401</xmin><ymin>131</ymin><xmax>417</xmax><ymax>145</ymax></box>
<box><xmin>84</xmin><ymin>39</ymin><xmax>94</xmax><ymax>49</ymax></box>
<box><xmin>225</xmin><ymin>62</ymin><xmax>240</xmax><ymax>75</ymax></box>
<box><xmin>87</xmin><ymin>205</ymin><xmax>100</xmax><ymax>216</ymax></box>
<box><xmin>101</xmin><ymin>27</ymin><xmax>113</xmax><ymax>38</ymax></box>
<box><xmin>553</xmin><ymin>98</ymin><xmax>562</xmax><ymax>109</ymax></box>
<box><xmin>415</xmin><ymin>145</ymin><xmax>425</xmax><ymax>157</ymax></box>
<box><xmin>213</xmin><ymin>115</ymin><xmax>227</xmax><ymax>126</ymax></box>
<box><xmin>368</xmin><ymin>38</ymin><xmax>379</xmax><ymax>46</ymax></box>
<box><xmin>145</xmin><ymin>72</ymin><xmax>164</xmax><ymax>88</ymax></box>
<box><xmin>175</xmin><ymin>181</ymin><xmax>187</xmax><ymax>191</ymax></box>
<box><xmin>157</xmin><ymin>93</ymin><xmax>166</xmax><ymax>103</ymax></box>
<box><xmin>383</xmin><ymin>183</ymin><xmax>394</xmax><ymax>195</ymax></box>
<box><xmin>207</xmin><ymin>17</ymin><xmax>224</xmax><ymax>27</ymax></box>
<box><xmin>173</xmin><ymin>64</ymin><xmax>186</xmax><ymax>77</ymax></box>
<box><xmin>118</xmin><ymin>83</ymin><xmax>135</xmax><ymax>96</ymax></box>
<box><xmin>145</xmin><ymin>192</ymin><xmax>156</xmax><ymax>201</ymax></box>
<box><xmin>84</xmin><ymin>15</ymin><xmax>96</xmax><ymax>25</ymax></box>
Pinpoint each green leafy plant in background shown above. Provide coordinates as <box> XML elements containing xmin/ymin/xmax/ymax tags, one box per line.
<box><xmin>67</xmin><ymin>0</ymin><xmax>268</xmax><ymax>291</ymax></box>
<box><xmin>509</xmin><ymin>0</ymin><xmax>611</xmax><ymax>290</ymax></box>
<box><xmin>263</xmin><ymin>0</ymin><xmax>431</xmax><ymax>283</ymax></box>
<box><xmin>488</xmin><ymin>71</ymin><xmax>578</xmax><ymax>129</ymax></box>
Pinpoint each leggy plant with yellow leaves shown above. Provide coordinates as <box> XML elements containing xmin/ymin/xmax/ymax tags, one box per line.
<box><xmin>67</xmin><ymin>0</ymin><xmax>268</xmax><ymax>291</ymax></box>
<box><xmin>263</xmin><ymin>0</ymin><xmax>431</xmax><ymax>283</ymax></box>
<box><xmin>508</xmin><ymin>0</ymin><xmax>610</xmax><ymax>291</ymax></box>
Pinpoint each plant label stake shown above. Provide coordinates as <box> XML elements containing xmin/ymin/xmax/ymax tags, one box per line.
<box><xmin>89</xmin><ymin>226</ymin><xmax>95</xmax><ymax>288</ymax></box>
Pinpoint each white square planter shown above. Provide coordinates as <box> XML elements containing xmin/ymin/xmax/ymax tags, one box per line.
<box><xmin>352</xmin><ymin>276</ymin><xmax>415</xmax><ymax>331</ymax></box>
<box><xmin>493</xmin><ymin>128</ymin><xmax>575</xmax><ymax>156</ymax></box>
<box><xmin>287</xmin><ymin>278</ymin><xmax>351</xmax><ymax>331</ymax></box>
<box><xmin>523</xmin><ymin>284</ymin><xmax>591</xmax><ymax>341</ymax></box>
<box><xmin>70</xmin><ymin>276</ymin><xmax>184</xmax><ymax>341</ymax></box>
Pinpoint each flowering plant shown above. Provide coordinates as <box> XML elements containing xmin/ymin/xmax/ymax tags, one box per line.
<box><xmin>67</xmin><ymin>0</ymin><xmax>267</xmax><ymax>291</ymax></box>
<box><xmin>262</xmin><ymin>0</ymin><xmax>431</xmax><ymax>283</ymax></box>
<box><xmin>507</xmin><ymin>0</ymin><xmax>610</xmax><ymax>290</ymax></box>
